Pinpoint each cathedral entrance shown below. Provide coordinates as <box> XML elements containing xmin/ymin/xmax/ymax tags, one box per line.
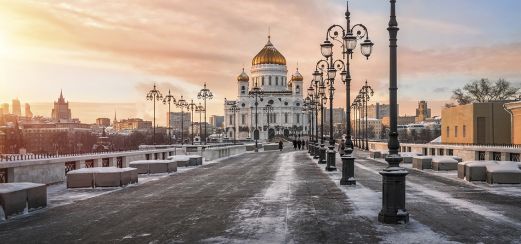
<box><xmin>283</xmin><ymin>129</ymin><xmax>290</xmax><ymax>138</ymax></box>
<box><xmin>268</xmin><ymin>128</ymin><xmax>275</xmax><ymax>140</ymax></box>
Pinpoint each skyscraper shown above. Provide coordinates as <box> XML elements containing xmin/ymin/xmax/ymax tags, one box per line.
<box><xmin>12</xmin><ymin>98</ymin><xmax>21</xmax><ymax>116</ymax></box>
<box><xmin>1</xmin><ymin>103</ymin><xmax>8</xmax><ymax>114</ymax></box>
<box><xmin>51</xmin><ymin>90</ymin><xmax>72</xmax><ymax>122</ymax></box>
<box><xmin>25</xmin><ymin>103</ymin><xmax>33</xmax><ymax>118</ymax></box>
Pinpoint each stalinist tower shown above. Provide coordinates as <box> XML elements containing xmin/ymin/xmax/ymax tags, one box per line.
<box><xmin>51</xmin><ymin>90</ymin><xmax>72</xmax><ymax>122</ymax></box>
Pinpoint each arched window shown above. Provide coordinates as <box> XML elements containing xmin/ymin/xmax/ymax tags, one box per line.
<box><xmin>296</xmin><ymin>85</ymin><xmax>300</xmax><ymax>93</ymax></box>
<box><xmin>276</xmin><ymin>76</ymin><xmax>279</xmax><ymax>86</ymax></box>
<box><xmin>269</xmin><ymin>76</ymin><xmax>272</xmax><ymax>85</ymax></box>
<box><xmin>241</xmin><ymin>86</ymin><xmax>245</xmax><ymax>94</ymax></box>
<box><xmin>285</xmin><ymin>113</ymin><xmax>288</xmax><ymax>123</ymax></box>
<box><xmin>446</xmin><ymin>126</ymin><xmax>450</xmax><ymax>137</ymax></box>
<box><xmin>262</xmin><ymin>76</ymin><xmax>265</xmax><ymax>86</ymax></box>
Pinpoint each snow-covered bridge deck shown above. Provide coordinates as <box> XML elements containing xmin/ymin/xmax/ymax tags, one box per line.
<box><xmin>0</xmin><ymin>147</ymin><xmax>520</xmax><ymax>243</ymax></box>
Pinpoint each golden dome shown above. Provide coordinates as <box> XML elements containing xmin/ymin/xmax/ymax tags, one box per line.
<box><xmin>252</xmin><ymin>36</ymin><xmax>286</xmax><ymax>66</ymax></box>
<box><xmin>291</xmin><ymin>68</ymin><xmax>303</xmax><ymax>81</ymax></box>
<box><xmin>237</xmin><ymin>68</ymin><xmax>249</xmax><ymax>82</ymax></box>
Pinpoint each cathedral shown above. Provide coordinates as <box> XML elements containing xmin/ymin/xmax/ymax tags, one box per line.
<box><xmin>224</xmin><ymin>35</ymin><xmax>309</xmax><ymax>141</ymax></box>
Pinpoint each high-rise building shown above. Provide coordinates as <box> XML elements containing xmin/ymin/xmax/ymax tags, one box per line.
<box><xmin>12</xmin><ymin>98</ymin><xmax>21</xmax><ymax>116</ymax></box>
<box><xmin>324</xmin><ymin>108</ymin><xmax>345</xmax><ymax>124</ymax></box>
<box><xmin>1</xmin><ymin>103</ymin><xmax>9</xmax><ymax>115</ymax></box>
<box><xmin>415</xmin><ymin>100</ymin><xmax>431</xmax><ymax>122</ymax></box>
<box><xmin>25</xmin><ymin>103</ymin><xmax>33</xmax><ymax>118</ymax></box>
<box><xmin>168</xmin><ymin>112</ymin><xmax>191</xmax><ymax>134</ymax></box>
<box><xmin>209</xmin><ymin>115</ymin><xmax>224</xmax><ymax>128</ymax></box>
<box><xmin>51</xmin><ymin>90</ymin><xmax>72</xmax><ymax>122</ymax></box>
<box><xmin>364</xmin><ymin>103</ymin><xmax>399</xmax><ymax>119</ymax></box>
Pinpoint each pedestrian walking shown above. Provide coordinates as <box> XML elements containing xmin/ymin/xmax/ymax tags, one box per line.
<box><xmin>297</xmin><ymin>139</ymin><xmax>302</xmax><ymax>150</ymax></box>
<box><xmin>293</xmin><ymin>139</ymin><xmax>297</xmax><ymax>150</ymax></box>
<box><xmin>278</xmin><ymin>140</ymin><xmax>284</xmax><ymax>152</ymax></box>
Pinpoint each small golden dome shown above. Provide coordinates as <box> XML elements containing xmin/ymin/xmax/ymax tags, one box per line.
<box><xmin>252</xmin><ymin>36</ymin><xmax>286</xmax><ymax>66</ymax></box>
<box><xmin>237</xmin><ymin>68</ymin><xmax>249</xmax><ymax>82</ymax></box>
<box><xmin>291</xmin><ymin>68</ymin><xmax>303</xmax><ymax>81</ymax></box>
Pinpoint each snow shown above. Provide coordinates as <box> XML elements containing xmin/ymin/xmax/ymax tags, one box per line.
<box><xmin>315</xmin><ymin>156</ymin><xmax>454</xmax><ymax>243</ymax></box>
<box><xmin>486</xmin><ymin>161</ymin><xmax>521</xmax><ymax>173</ymax></box>
<box><xmin>168</xmin><ymin>155</ymin><xmax>190</xmax><ymax>161</ymax></box>
<box><xmin>129</xmin><ymin>160</ymin><xmax>174</xmax><ymax>165</ymax></box>
<box><xmin>355</xmin><ymin>159</ymin><xmax>521</xmax><ymax>229</ymax></box>
<box><xmin>0</xmin><ymin>183</ymin><xmax>45</xmax><ymax>193</ymax></box>
<box><xmin>213</xmin><ymin>152</ymin><xmax>296</xmax><ymax>243</ymax></box>
<box><xmin>66</xmin><ymin>167</ymin><xmax>135</xmax><ymax>174</ymax></box>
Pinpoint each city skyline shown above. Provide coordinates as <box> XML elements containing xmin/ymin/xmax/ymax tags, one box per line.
<box><xmin>1</xmin><ymin>0</ymin><xmax>520</xmax><ymax>123</ymax></box>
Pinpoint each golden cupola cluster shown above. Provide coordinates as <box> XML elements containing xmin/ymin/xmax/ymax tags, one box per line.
<box><xmin>237</xmin><ymin>68</ymin><xmax>249</xmax><ymax>82</ymax></box>
<box><xmin>252</xmin><ymin>36</ymin><xmax>287</xmax><ymax>66</ymax></box>
<box><xmin>291</xmin><ymin>68</ymin><xmax>303</xmax><ymax>81</ymax></box>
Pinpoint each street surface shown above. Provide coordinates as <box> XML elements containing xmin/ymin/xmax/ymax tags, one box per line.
<box><xmin>0</xmin><ymin>147</ymin><xmax>520</xmax><ymax>243</ymax></box>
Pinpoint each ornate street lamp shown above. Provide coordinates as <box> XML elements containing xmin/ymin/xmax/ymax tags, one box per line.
<box><xmin>379</xmin><ymin>0</ymin><xmax>409</xmax><ymax>224</ymax></box>
<box><xmin>249</xmin><ymin>80</ymin><xmax>264</xmax><ymax>152</ymax></box>
<box><xmin>197</xmin><ymin>83</ymin><xmax>213</xmax><ymax>145</ymax></box>
<box><xmin>187</xmin><ymin>99</ymin><xmax>197</xmax><ymax>145</ymax></box>
<box><xmin>263</xmin><ymin>104</ymin><xmax>274</xmax><ymax>140</ymax></box>
<box><xmin>176</xmin><ymin>95</ymin><xmax>188</xmax><ymax>145</ymax></box>
<box><xmin>228</xmin><ymin>102</ymin><xmax>240</xmax><ymax>144</ymax></box>
<box><xmin>162</xmin><ymin>89</ymin><xmax>176</xmax><ymax>145</ymax></box>
<box><xmin>196</xmin><ymin>103</ymin><xmax>205</xmax><ymax>142</ymax></box>
<box><xmin>146</xmin><ymin>83</ymin><xmax>163</xmax><ymax>145</ymax></box>
<box><xmin>360</xmin><ymin>81</ymin><xmax>374</xmax><ymax>150</ymax></box>
<box><xmin>321</xmin><ymin>0</ymin><xmax>373</xmax><ymax>182</ymax></box>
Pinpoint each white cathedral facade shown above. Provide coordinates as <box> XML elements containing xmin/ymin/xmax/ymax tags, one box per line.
<box><xmin>224</xmin><ymin>36</ymin><xmax>309</xmax><ymax>141</ymax></box>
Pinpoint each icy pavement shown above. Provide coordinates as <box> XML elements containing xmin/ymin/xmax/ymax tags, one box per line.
<box><xmin>0</xmin><ymin>148</ymin><xmax>520</xmax><ymax>243</ymax></box>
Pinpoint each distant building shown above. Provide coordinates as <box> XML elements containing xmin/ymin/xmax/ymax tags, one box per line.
<box><xmin>415</xmin><ymin>100</ymin><xmax>431</xmax><ymax>122</ymax></box>
<box><xmin>504</xmin><ymin>100</ymin><xmax>521</xmax><ymax>144</ymax></box>
<box><xmin>25</xmin><ymin>103</ymin><xmax>33</xmax><ymax>119</ymax></box>
<box><xmin>21</xmin><ymin>122</ymin><xmax>92</xmax><ymax>154</ymax></box>
<box><xmin>365</xmin><ymin>103</ymin><xmax>399</xmax><ymax>119</ymax></box>
<box><xmin>51</xmin><ymin>90</ymin><xmax>72</xmax><ymax>122</ymax></box>
<box><xmin>441</xmin><ymin>102</ymin><xmax>511</xmax><ymax>145</ymax></box>
<box><xmin>354</xmin><ymin>118</ymin><xmax>383</xmax><ymax>139</ymax></box>
<box><xmin>324</xmin><ymin>108</ymin><xmax>345</xmax><ymax>124</ymax></box>
<box><xmin>381</xmin><ymin>115</ymin><xmax>416</xmax><ymax>127</ymax></box>
<box><xmin>114</xmin><ymin>118</ymin><xmax>152</xmax><ymax>132</ymax></box>
<box><xmin>96</xmin><ymin>118</ymin><xmax>111</xmax><ymax>127</ymax></box>
<box><xmin>209</xmin><ymin>115</ymin><xmax>224</xmax><ymax>128</ymax></box>
<box><xmin>1</xmin><ymin>103</ymin><xmax>9</xmax><ymax>115</ymax></box>
<box><xmin>12</xmin><ymin>98</ymin><xmax>21</xmax><ymax>117</ymax></box>
<box><xmin>168</xmin><ymin>112</ymin><xmax>191</xmax><ymax>134</ymax></box>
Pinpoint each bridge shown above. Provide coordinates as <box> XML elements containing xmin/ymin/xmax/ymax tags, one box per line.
<box><xmin>0</xmin><ymin>144</ymin><xmax>520</xmax><ymax>243</ymax></box>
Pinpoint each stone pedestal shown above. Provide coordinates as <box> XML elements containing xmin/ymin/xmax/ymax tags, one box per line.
<box><xmin>340</xmin><ymin>155</ymin><xmax>356</xmax><ymax>185</ymax></box>
<box><xmin>318</xmin><ymin>145</ymin><xmax>326</xmax><ymax>164</ymax></box>
<box><xmin>313</xmin><ymin>143</ymin><xmax>320</xmax><ymax>159</ymax></box>
<box><xmin>325</xmin><ymin>146</ymin><xmax>337</xmax><ymax>171</ymax></box>
<box><xmin>378</xmin><ymin>156</ymin><xmax>409</xmax><ymax>224</ymax></box>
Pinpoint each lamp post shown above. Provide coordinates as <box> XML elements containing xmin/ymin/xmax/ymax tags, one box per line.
<box><xmin>307</xmin><ymin>83</ymin><xmax>317</xmax><ymax>157</ymax></box>
<box><xmin>379</xmin><ymin>0</ymin><xmax>409</xmax><ymax>224</ymax></box>
<box><xmin>321</xmin><ymin>1</ymin><xmax>373</xmax><ymax>183</ymax></box>
<box><xmin>351</xmin><ymin>96</ymin><xmax>360</xmax><ymax>148</ymax></box>
<box><xmin>360</xmin><ymin>81</ymin><xmax>374</xmax><ymax>150</ymax></box>
<box><xmin>249</xmin><ymin>80</ymin><xmax>264</xmax><ymax>152</ymax></box>
<box><xmin>263</xmin><ymin>104</ymin><xmax>273</xmax><ymax>141</ymax></box>
<box><xmin>146</xmin><ymin>83</ymin><xmax>163</xmax><ymax>145</ymax></box>
<box><xmin>249</xmin><ymin>106</ymin><xmax>254</xmax><ymax>138</ymax></box>
<box><xmin>320</xmin><ymin>0</ymin><xmax>373</xmax><ymax>156</ymax></box>
<box><xmin>228</xmin><ymin>102</ymin><xmax>240</xmax><ymax>144</ymax></box>
<box><xmin>196</xmin><ymin>103</ymin><xmax>204</xmax><ymax>143</ymax></box>
<box><xmin>187</xmin><ymin>99</ymin><xmax>197</xmax><ymax>145</ymax></box>
<box><xmin>355</xmin><ymin>94</ymin><xmax>362</xmax><ymax>148</ymax></box>
<box><xmin>176</xmin><ymin>95</ymin><xmax>188</xmax><ymax>145</ymax></box>
<box><xmin>313</xmin><ymin>68</ymin><xmax>328</xmax><ymax>165</ymax></box>
<box><xmin>162</xmin><ymin>90</ymin><xmax>176</xmax><ymax>145</ymax></box>
<box><xmin>197</xmin><ymin>83</ymin><xmax>213</xmax><ymax>145</ymax></box>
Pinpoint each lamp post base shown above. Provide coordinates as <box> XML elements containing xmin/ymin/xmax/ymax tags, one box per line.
<box><xmin>325</xmin><ymin>146</ymin><xmax>337</xmax><ymax>171</ymax></box>
<box><xmin>318</xmin><ymin>145</ymin><xmax>326</xmax><ymax>164</ymax></box>
<box><xmin>378</xmin><ymin>155</ymin><xmax>409</xmax><ymax>224</ymax></box>
<box><xmin>340</xmin><ymin>155</ymin><xmax>356</xmax><ymax>185</ymax></box>
<box><xmin>313</xmin><ymin>143</ymin><xmax>320</xmax><ymax>159</ymax></box>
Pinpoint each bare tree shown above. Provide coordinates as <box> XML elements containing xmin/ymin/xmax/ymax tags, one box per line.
<box><xmin>452</xmin><ymin>78</ymin><xmax>520</xmax><ymax>105</ymax></box>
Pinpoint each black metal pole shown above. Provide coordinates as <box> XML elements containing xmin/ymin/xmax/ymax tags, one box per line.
<box><xmin>204</xmin><ymin>99</ymin><xmax>207</xmax><ymax>145</ymax></box>
<box><xmin>153</xmin><ymin>95</ymin><xmax>156</xmax><ymax>145</ymax></box>
<box><xmin>191</xmin><ymin>107</ymin><xmax>194</xmax><ymax>145</ymax></box>
<box><xmin>181</xmin><ymin>108</ymin><xmax>184</xmax><ymax>145</ymax></box>
<box><xmin>365</xmin><ymin>93</ymin><xmax>369</xmax><ymax>150</ymax></box>
<box><xmin>379</xmin><ymin>0</ymin><xmax>408</xmax><ymax>224</ymax></box>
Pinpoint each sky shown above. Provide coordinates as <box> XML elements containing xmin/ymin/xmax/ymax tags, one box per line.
<box><xmin>0</xmin><ymin>0</ymin><xmax>520</xmax><ymax>124</ymax></box>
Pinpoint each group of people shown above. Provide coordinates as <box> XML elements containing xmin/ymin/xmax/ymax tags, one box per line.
<box><xmin>292</xmin><ymin>138</ymin><xmax>307</xmax><ymax>150</ymax></box>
